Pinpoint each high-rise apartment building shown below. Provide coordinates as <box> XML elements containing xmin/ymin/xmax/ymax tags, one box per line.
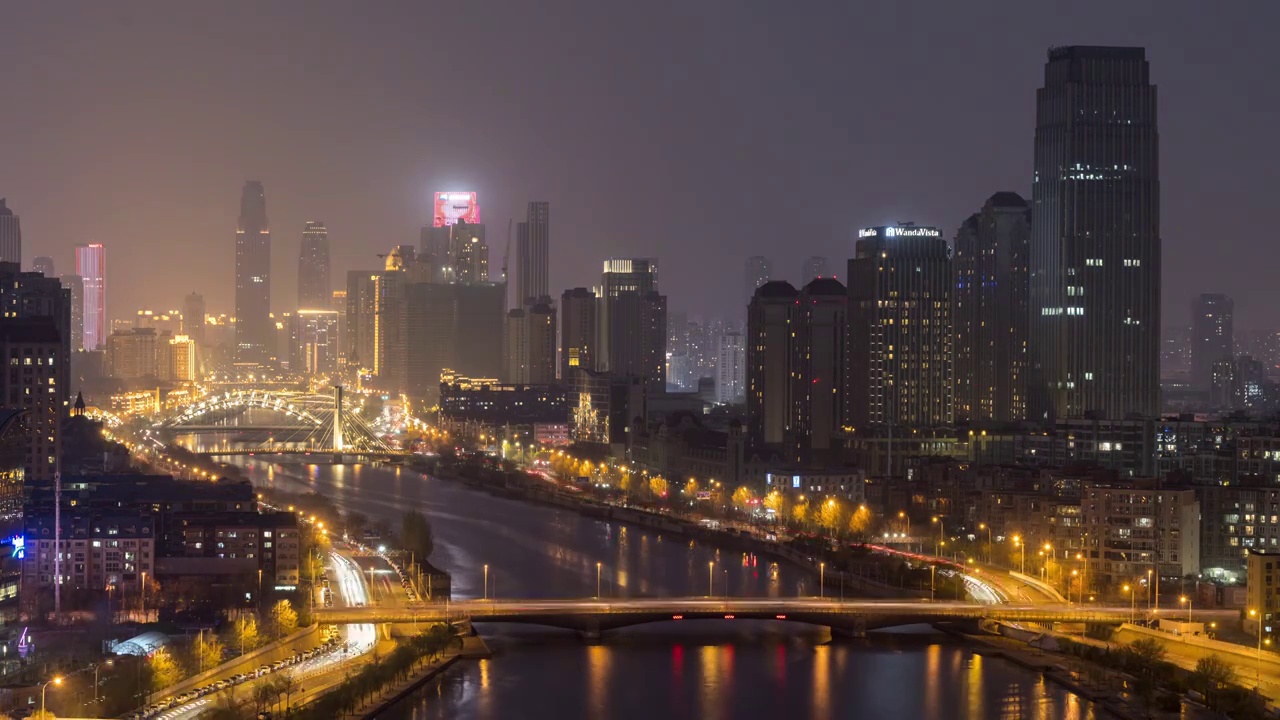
<box><xmin>715</xmin><ymin>332</ymin><xmax>746</xmax><ymax>404</ymax></box>
<box><xmin>1030</xmin><ymin>46</ymin><xmax>1160</xmax><ymax>420</ymax></box>
<box><xmin>1161</xmin><ymin>325</ymin><xmax>1192</xmax><ymax>382</ymax></box>
<box><xmin>75</xmin><ymin>243</ymin><xmax>106</xmax><ymax>351</ymax></box>
<box><xmin>597</xmin><ymin>259</ymin><xmax>666</xmax><ymax>392</ymax></box>
<box><xmin>345</xmin><ymin>271</ymin><xmax>378</xmax><ymax>373</ymax></box>
<box><xmin>106</xmin><ymin>328</ymin><xmax>159</xmax><ymax>379</ymax></box>
<box><xmin>504</xmin><ymin>301</ymin><xmax>556</xmax><ymax>385</ymax></box>
<box><xmin>954</xmin><ymin>192</ymin><xmax>1031</xmax><ymax>423</ymax></box>
<box><xmin>747</xmin><ymin>281</ymin><xmax>797</xmax><ymax>448</ymax></box>
<box><xmin>158</xmin><ymin>334</ymin><xmax>197</xmax><ymax>382</ymax></box>
<box><xmin>516</xmin><ymin>202</ymin><xmax>550</xmax><ymax>307</ymax></box>
<box><xmin>182</xmin><ymin>292</ymin><xmax>206</xmax><ymax>345</ymax></box>
<box><xmin>451</xmin><ymin>221</ymin><xmax>488</xmax><ymax>283</ymax></box>
<box><xmin>745</xmin><ymin>256</ymin><xmax>771</xmax><ymax>304</ymax></box>
<box><xmin>847</xmin><ymin>224</ymin><xmax>953</xmax><ymax>428</ymax></box>
<box><xmin>32</xmin><ymin>257</ymin><xmax>54</xmax><ymax>278</ymax></box>
<box><xmin>61</xmin><ymin>275</ymin><xmax>84</xmax><ymax>353</ymax></box>
<box><xmin>561</xmin><ymin>287</ymin><xmax>597</xmax><ymax>380</ymax></box>
<box><xmin>0</xmin><ymin>319</ymin><xmax>62</xmax><ymax>480</ymax></box>
<box><xmin>0</xmin><ymin>263</ymin><xmax>72</xmax><ymax>395</ymax></box>
<box><xmin>1191</xmin><ymin>293</ymin><xmax>1234</xmax><ymax>392</ymax></box>
<box><xmin>291</xmin><ymin>310</ymin><xmax>340</xmax><ymax>375</ymax></box>
<box><xmin>801</xmin><ymin>256</ymin><xmax>831</xmax><ymax>284</ymax></box>
<box><xmin>297</xmin><ymin>221</ymin><xmax>331</xmax><ymax>311</ymax></box>
<box><xmin>0</xmin><ymin>200</ymin><xmax>20</xmax><ymax>266</ymax></box>
<box><xmin>234</xmin><ymin>181</ymin><xmax>272</xmax><ymax>363</ymax></box>
<box><xmin>791</xmin><ymin>278</ymin><xmax>847</xmax><ymax>458</ymax></box>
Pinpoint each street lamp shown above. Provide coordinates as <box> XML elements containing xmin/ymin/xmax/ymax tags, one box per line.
<box><xmin>93</xmin><ymin>660</ymin><xmax>114</xmax><ymax>708</ymax></box>
<box><xmin>1069</xmin><ymin>569</ymin><xmax>1078</xmax><ymax>604</ymax></box>
<box><xmin>1123</xmin><ymin>584</ymin><xmax>1135</xmax><ymax>624</ymax></box>
<box><xmin>1180</xmin><ymin>595</ymin><xmax>1192</xmax><ymax>624</ymax></box>
<box><xmin>708</xmin><ymin>561</ymin><xmax>715</xmax><ymax>597</ymax></box>
<box><xmin>978</xmin><ymin>523</ymin><xmax>992</xmax><ymax>563</ymax></box>
<box><xmin>932</xmin><ymin>517</ymin><xmax>944</xmax><ymax>557</ymax></box>
<box><xmin>596</xmin><ymin>562</ymin><xmax>602</xmax><ymax>599</ymax></box>
<box><xmin>483</xmin><ymin>564</ymin><xmax>489</xmax><ymax>601</ymax></box>
<box><xmin>1250</xmin><ymin>608</ymin><xmax>1265</xmax><ymax>689</ymax></box>
<box><xmin>41</xmin><ymin>676</ymin><xmax>62</xmax><ymax>715</ymax></box>
<box><xmin>1012</xmin><ymin>535</ymin><xmax>1025</xmax><ymax>574</ymax></box>
<box><xmin>819</xmin><ymin>562</ymin><xmax>825</xmax><ymax>599</ymax></box>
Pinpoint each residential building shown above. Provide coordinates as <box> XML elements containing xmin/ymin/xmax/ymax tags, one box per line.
<box><xmin>745</xmin><ymin>256</ymin><xmax>771</xmax><ymax>305</ymax></box>
<box><xmin>182</xmin><ymin>292</ymin><xmax>205</xmax><ymax>345</ymax></box>
<box><xmin>32</xmin><ymin>256</ymin><xmax>53</xmax><ymax>277</ymax></box>
<box><xmin>291</xmin><ymin>310</ymin><xmax>339</xmax><ymax>375</ymax></box>
<box><xmin>560</xmin><ymin>287</ymin><xmax>596</xmax><ymax>380</ymax></box>
<box><xmin>1191</xmin><ymin>294</ymin><xmax>1234</xmax><ymax>392</ymax></box>
<box><xmin>801</xmin><ymin>256</ymin><xmax>831</xmax><ymax>283</ymax></box>
<box><xmin>0</xmin><ymin>320</ymin><xmax>63</xmax><ymax>481</ymax></box>
<box><xmin>1080</xmin><ymin>480</ymin><xmax>1199</xmax><ymax>591</ymax></box>
<box><xmin>106</xmin><ymin>328</ymin><xmax>159</xmax><ymax>379</ymax></box>
<box><xmin>597</xmin><ymin>259</ymin><xmax>666</xmax><ymax>392</ymax></box>
<box><xmin>0</xmin><ymin>200</ymin><xmax>19</xmax><ymax>265</ymax></box>
<box><xmin>715</xmin><ymin>332</ymin><xmax>745</xmax><ymax>404</ymax></box>
<box><xmin>747</xmin><ymin>281</ymin><xmax>797</xmax><ymax>449</ymax></box>
<box><xmin>516</xmin><ymin>202</ymin><xmax>550</xmax><ymax>306</ymax></box>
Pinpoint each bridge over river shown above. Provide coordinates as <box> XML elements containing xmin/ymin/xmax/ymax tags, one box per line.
<box><xmin>315</xmin><ymin>598</ymin><xmax>1130</xmax><ymax>636</ymax></box>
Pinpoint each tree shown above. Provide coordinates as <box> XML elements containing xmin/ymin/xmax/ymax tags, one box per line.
<box><xmin>731</xmin><ymin>486</ymin><xmax>755</xmax><ymax>514</ymax></box>
<box><xmin>1192</xmin><ymin>653</ymin><xmax>1236</xmax><ymax>707</ymax></box>
<box><xmin>273</xmin><ymin>672</ymin><xmax>298</xmax><ymax>715</ymax></box>
<box><xmin>270</xmin><ymin>598</ymin><xmax>299</xmax><ymax>639</ymax></box>
<box><xmin>1124</xmin><ymin>637</ymin><xmax>1167</xmax><ymax>674</ymax></box>
<box><xmin>344</xmin><ymin>510</ymin><xmax>369</xmax><ymax>538</ymax></box>
<box><xmin>818</xmin><ymin>497</ymin><xmax>844</xmax><ymax>535</ymax></box>
<box><xmin>27</xmin><ymin>711</ymin><xmax>55</xmax><ymax>720</ymax></box>
<box><xmin>847</xmin><ymin>504</ymin><xmax>872</xmax><ymax>536</ymax></box>
<box><xmin>190</xmin><ymin>633</ymin><xmax>225</xmax><ymax>674</ymax></box>
<box><xmin>763</xmin><ymin>491</ymin><xmax>788</xmax><ymax>520</ymax></box>
<box><xmin>649</xmin><ymin>476</ymin><xmax>669</xmax><ymax>499</ymax></box>
<box><xmin>147</xmin><ymin>647</ymin><xmax>182</xmax><ymax>694</ymax></box>
<box><xmin>791</xmin><ymin>497</ymin><xmax>810</xmax><ymax>527</ymax></box>
<box><xmin>402</xmin><ymin>510</ymin><xmax>435</xmax><ymax>563</ymax></box>
<box><xmin>683</xmin><ymin>478</ymin><xmax>699</xmax><ymax>498</ymax></box>
<box><xmin>227</xmin><ymin>614</ymin><xmax>261</xmax><ymax>655</ymax></box>
<box><xmin>253</xmin><ymin>681</ymin><xmax>279</xmax><ymax>715</ymax></box>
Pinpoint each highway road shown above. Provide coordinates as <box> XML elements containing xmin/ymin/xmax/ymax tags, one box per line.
<box><xmin>141</xmin><ymin>549</ymin><xmax>377</xmax><ymax>720</ymax></box>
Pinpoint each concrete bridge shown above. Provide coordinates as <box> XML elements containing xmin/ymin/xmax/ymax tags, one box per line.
<box><xmin>315</xmin><ymin>598</ymin><xmax>1129</xmax><ymax>637</ymax></box>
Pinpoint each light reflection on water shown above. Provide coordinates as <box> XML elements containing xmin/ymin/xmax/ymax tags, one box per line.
<box><xmin>208</xmin><ymin>453</ymin><xmax>1097</xmax><ymax>719</ymax></box>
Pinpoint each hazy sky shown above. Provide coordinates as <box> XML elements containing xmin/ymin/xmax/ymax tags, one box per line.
<box><xmin>1</xmin><ymin>1</ymin><xmax>1276</xmax><ymax>328</ymax></box>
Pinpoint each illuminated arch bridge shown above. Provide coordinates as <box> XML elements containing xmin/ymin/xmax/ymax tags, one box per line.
<box><xmin>156</xmin><ymin>388</ymin><xmax>392</xmax><ymax>454</ymax></box>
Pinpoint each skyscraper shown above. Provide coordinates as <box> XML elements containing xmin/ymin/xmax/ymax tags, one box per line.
<box><xmin>745</xmin><ymin>256</ymin><xmax>772</xmax><ymax>304</ymax></box>
<box><xmin>504</xmin><ymin>300</ymin><xmax>557</xmax><ymax>385</ymax></box>
<box><xmin>451</xmin><ymin>221</ymin><xmax>488</xmax><ymax>283</ymax></box>
<box><xmin>561</xmin><ymin>287</ymin><xmax>597</xmax><ymax>380</ymax></box>
<box><xmin>0</xmin><ymin>200</ymin><xmax>20</xmax><ymax>266</ymax></box>
<box><xmin>516</xmin><ymin>202</ymin><xmax>550</xmax><ymax>307</ymax></box>
<box><xmin>1191</xmin><ymin>293</ymin><xmax>1233</xmax><ymax>392</ymax></box>
<box><xmin>791</xmin><ymin>278</ymin><xmax>847</xmax><ymax>458</ymax></box>
<box><xmin>747</xmin><ymin>281</ymin><xmax>797</xmax><ymax>448</ymax></box>
<box><xmin>597</xmin><ymin>259</ymin><xmax>666</xmax><ymax>391</ymax></box>
<box><xmin>75</xmin><ymin>243</ymin><xmax>106</xmax><ymax>351</ymax></box>
<box><xmin>61</xmin><ymin>275</ymin><xmax>84</xmax><ymax>353</ymax></box>
<box><xmin>32</xmin><ymin>256</ymin><xmax>54</xmax><ymax>278</ymax></box>
<box><xmin>234</xmin><ymin>181</ymin><xmax>272</xmax><ymax>363</ymax></box>
<box><xmin>297</xmin><ymin>221</ymin><xmax>331</xmax><ymax>310</ymax></box>
<box><xmin>715</xmin><ymin>332</ymin><xmax>746</xmax><ymax>405</ymax></box>
<box><xmin>1029</xmin><ymin>46</ymin><xmax>1160</xmax><ymax>420</ymax></box>
<box><xmin>182</xmin><ymin>292</ymin><xmax>206</xmax><ymax>345</ymax></box>
<box><xmin>953</xmin><ymin>192</ymin><xmax>1031</xmax><ymax>423</ymax></box>
<box><xmin>847</xmin><ymin>224</ymin><xmax>953</xmax><ymax>428</ymax></box>
<box><xmin>291</xmin><ymin>310</ymin><xmax>340</xmax><ymax>375</ymax></box>
<box><xmin>800</xmin><ymin>256</ymin><xmax>830</xmax><ymax>283</ymax></box>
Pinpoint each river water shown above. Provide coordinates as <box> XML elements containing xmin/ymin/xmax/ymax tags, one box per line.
<box><xmin>221</xmin><ymin>454</ymin><xmax>1097</xmax><ymax>720</ymax></box>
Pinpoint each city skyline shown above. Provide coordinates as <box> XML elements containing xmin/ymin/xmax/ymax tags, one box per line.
<box><xmin>1</xmin><ymin>3</ymin><xmax>1275</xmax><ymax>328</ymax></box>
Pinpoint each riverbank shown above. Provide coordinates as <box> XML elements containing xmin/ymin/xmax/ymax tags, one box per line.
<box><xmin>353</xmin><ymin>653</ymin><xmax>459</xmax><ymax>720</ymax></box>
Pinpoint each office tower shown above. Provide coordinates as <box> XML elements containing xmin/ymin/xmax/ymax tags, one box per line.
<box><xmin>291</xmin><ymin>310</ymin><xmax>340</xmax><ymax>375</ymax></box>
<box><xmin>715</xmin><ymin>332</ymin><xmax>746</xmax><ymax>404</ymax></box>
<box><xmin>504</xmin><ymin>300</ymin><xmax>556</xmax><ymax>385</ymax></box>
<box><xmin>331</xmin><ymin>290</ymin><xmax>347</xmax><ymax>368</ymax></box>
<box><xmin>75</xmin><ymin>243</ymin><xmax>106</xmax><ymax>350</ymax></box>
<box><xmin>1191</xmin><ymin>293</ymin><xmax>1234</xmax><ymax>392</ymax></box>
<box><xmin>404</xmin><ymin>281</ymin><xmax>505</xmax><ymax>406</ymax></box>
<box><xmin>1211</xmin><ymin>355</ymin><xmax>1265</xmax><ymax>412</ymax></box>
<box><xmin>297</xmin><ymin>221</ymin><xmax>331</xmax><ymax>311</ymax></box>
<box><xmin>373</xmin><ymin>253</ymin><xmax>410</xmax><ymax>392</ymax></box>
<box><xmin>953</xmin><ymin>192</ymin><xmax>1031</xmax><ymax>423</ymax></box>
<box><xmin>792</xmin><ymin>278</ymin><xmax>847</xmax><ymax>457</ymax></box>
<box><xmin>516</xmin><ymin>202</ymin><xmax>550</xmax><ymax>306</ymax></box>
<box><xmin>597</xmin><ymin>259</ymin><xmax>666</xmax><ymax>391</ymax></box>
<box><xmin>0</xmin><ymin>200</ymin><xmax>20</xmax><ymax>265</ymax></box>
<box><xmin>453</xmin><ymin>283</ymin><xmax>505</xmax><ymax>378</ymax></box>
<box><xmin>561</xmin><ymin>287</ymin><xmax>597</xmax><ymax>379</ymax></box>
<box><xmin>747</xmin><ymin>281</ymin><xmax>797</xmax><ymax>448</ymax></box>
<box><xmin>1161</xmin><ymin>325</ymin><xmax>1192</xmax><ymax>382</ymax></box>
<box><xmin>0</xmin><ymin>319</ymin><xmax>62</xmax><ymax>480</ymax></box>
<box><xmin>451</xmin><ymin>221</ymin><xmax>488</xmax><ymax>283</ymax></box>
<box><xmin>32</xmin><ymin>256</ymin><xmax>54</xmax><ymax>277</ymax></box>
<box><xmin>182</xmin><ymin>292</ymin><xmax>206</xmax><ymax>345</ymax></box>
<box><xmin>158</xmin><ymin>334</ymin><xmax>197</xmax><ymax>382</ymax></box>
<box><xmin>1030</xmin><ymin>46</ymin><xmax>1160</xmax><ymax>420</ymax></box>
<box><xmin>106</xmin><ymin>327</ymin><xmax>159</xmax><ymax>379</ymax></box>
<box><xmin>847</xmin><ymin>224</ymin><xmax>953</xmax><ymax>428</ymax></box>
<box><xmin>504</xmin><ymin>309</ymin><xmax>528</xmax><ymax>383</ymax></box>
<box><xmin>745</xmin><ymin>256</ymin><xmax>771</xmax><ymax>303</ymax></box>
<box><xmin>345</xmin><ymin>271</ymin><xmax>378</xmax><ymax>373</ymax></box>
<box><xmin>801</xmin><ymin>256</ymin><xmax>831</xmax><ymax>283</ymax></box>
<box><xmin>234</xmin><ymin>181</ymin><xmax>272</xmax><ymax>363</ymax></box>
<box><xmin>61</xmin><ymin>275</ymin><xmax>84</xmax><ymax>352</ymax></box>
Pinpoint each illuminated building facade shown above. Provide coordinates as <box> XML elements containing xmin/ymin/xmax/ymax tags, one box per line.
<box><xmin>954</xmin><ymin>193</ymin><xmax>1031</xmax><ymax>423</ymax></box>
<box><xmin>847</xmin><ymin>224</ymin><xmax>953</xmax><ymax>428</ymax></box>
<box><xmin>234</xmin><ymin>181</ymin><xmax>272</xmax><ymax>363</ymax></box>
<box><xmin>597</xmin><ymin>259</ymin><xmax>666</xmax><ymax>392</ymax></box>
<box><xmin>291</xmin><ymin>310</ymin><xmax>339</xmax><ymax>375</ymax></box>
<box><xmin>0</xmin><ymin>320</ymin><xmax>62</xmax><ymax>481</ymax></box>
<box><xmin>75</xmin><ymin>243</ymin><xmax>106</xmax><ymax>350</ymax></box>
<box><xmin>560</xmin><ymin>287</ymin><xmax>596</xmax><ymax>380</ymax></box>
<box><xmin>297</xmin><ymin>221</ymin><xmax>331</xmax><ymax>311</ymax></box>
<box><xmin>1030</xmin><ymin>46</ymin><xmax>1160</xmax><ymax>420</ymax></box>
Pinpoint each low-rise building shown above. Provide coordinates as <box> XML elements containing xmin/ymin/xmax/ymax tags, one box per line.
<box><xmin>1245</xmin><ymin>549</ymin><xmax>1280</xmax><ymax>638</ymax></box>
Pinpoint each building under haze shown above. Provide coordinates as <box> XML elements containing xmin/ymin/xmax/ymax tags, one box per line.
<box><xmin>32</xmin><ymin>256</ymin><xmax>54</xmax><ymax>278</ymax></box>
<box><xmin>516</xmin><ymin>202</ymin><xmax>550</xmax><ymax>307</ymax></box>
<box><xmin>234</xmin><ymin>181</ymin><xmax>272</xmax><ymax>363</ymax></box>
<box><xmin>504</xmin><ymin>300</ymin><xmax>556</xmax><ymax>385</ymax></box>
<box><xmin>715</xmin><ymin>332</ymin><xmax>745</xmax><ymax>405</ymax></box>
<box><xmin>0</xmin><ymin>200</ymin><xmax>20</xmax><ymax>266</ymax></box>
<box><xmin>560</xmin><ymin>287</ymin><xmax>596</xmax><ymax>380</ymax></box>
<box><xmin>182</xmin><ymin>292</ymin><xmax>206</xmax><ymax>346</ymax></box>
<box><xmin>847</xmin><ymin>224</ymin><xmax>953</xmax><ymax>428</ymax></box>
<box><xmin>1029</xmin><ymin>46</ymin><xmax>1161</xmax><ymax>420</ymax></box>
<box><xmin>801</xmin><ymin>256</ymin><xmax>830</xmax><ymax>283</ymax></box>
<box><xmin>61</xmin><ymin>275</ymin><xmax>84</xmax><ymax>353</ymax></box>
<box><xmin>1192</xmin><ymin>293</ymin><xmax>1234</xmax><ymax>392</ymax></box>
<box><xmin>291</xmin><ymin>310</ymin><xmax>339</xmax><ymax>375</ymax></box>
<box><xmin>0</xmin><ymin>263</ymin><xmax>73</xmax><ymax>396</ymax></box>
<box><xmin>0</xmin><ymin>319</ymin><xmax>63</xmax><ymax>481</ymax></box>
<box><xmin>75</xmin><ymin>243</ymin><xmax>106</xmax><ymax>351</ymax></box>
<box><xmin>745</xmin><ymin>256</ymin><xmax>771</xmax><ymax>305</ymax></box>
<box><xmin>597</xmin><ymin>259</ymin><xmax>666</xmax><ymax>392</ymax></box>
<box><xmin>747</xmin><ymin>281</ymin><xmax>797</xmax><ymax>449</ymax></box>
<box><xmin>297</xmin><ymin>221</ymin><xmax>331</xmax><ymax>311</ymax></box>
<box><xmin>953</xmin><ymin>192</ymin><xmax>1031</xmax><ymax>423</ymax></box>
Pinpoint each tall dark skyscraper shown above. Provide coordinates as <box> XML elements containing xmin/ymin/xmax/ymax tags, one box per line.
<box><xmin>32</xmin><ymin>256</ymin><xmax>54</xmax><ymax>278</ymax></box>
<box><xmin>183</xmin><ymin>291</ymin><xmax>206</xmax><ymax>345</ymax></box>
<box><xmin>560</xmin><ymin>287</ymin><xmax>597</xmax><ymax>380</ymax></box>
<box><xmin>954</xmin><ymin>192</ymin><xmax>1031</xmax><ymax>423</ymax></box>
<box><xmin>744</xmin><ymin>256</ymin><xmax>771</xmax><ymax>305</ymax></box>
<box><xmin>847</xmin><ymin>224</ymin><xmax>953</xmax><ymax>428</ymax></box>
<box><xmin>297</xmin><ymin>221</ymin><xmax>331</xmax><ymax>311</ymax></box>
<box><xmin>1191</xmin><ymin>293</ymin><xmax>1233</xmax><ymax>392</ymax></box>
<box><xmin>789</xmin><ymin>278</ymin><xmax>847</xmax><ymax>460</ymax></box>
<box><xmin>1029</xmin><ymin>46</ymin><xmax>1160</xmax><ymax>420</ymax></box>
<box><xmin>0</xmin><ymin>200</ymin><xmax>20</xmax><ymax>266</ymax></box>
<box><xmin>234</xmin><ymin>181</ymin><xmax>272</xmax><ymax>363</ymax></box>
<box><xmin>598</xmin><ymin>259</ymin><xmax>666</xmax><ymax>391</ymax></box>
<box><xmin>516</xmin><ymin>201</ymin><xmax>550</xmax><ymax>307</ymax></box>
<box><xmin>75</xmin><ymin>243</ymin><xmax>106</xmax><ymax>351</ymax></box>
<box><xmin>747</xmin><ymin>281</ymin><xmax>797</xmax><ymax>449</ymax></box>
<box><xmin>61</xmin><ymin>274</ymin><xmax>84</xmax><ymax>353</ymax></box>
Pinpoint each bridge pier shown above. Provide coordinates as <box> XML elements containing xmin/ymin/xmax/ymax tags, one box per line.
<box><xmin>580</xmin><ymin>618</ymin><xmax>602</xmax><ymax>643</ymax></box>
<box><xmin>829</xmin><ymin>617</ymin><xmax>866</xmax><ymax>640</ymax></box>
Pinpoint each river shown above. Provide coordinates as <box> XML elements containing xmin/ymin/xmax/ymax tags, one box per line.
<box><xmin>216</xmin><ymin>453</ymin><xmax>1097</xmax><ymax>719</ymax></box>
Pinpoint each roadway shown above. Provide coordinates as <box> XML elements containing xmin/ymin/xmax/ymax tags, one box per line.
<box><xmin>144</xmin><ymin>549</ymin><xmax>377</xmax><ymax>720</ymax></box>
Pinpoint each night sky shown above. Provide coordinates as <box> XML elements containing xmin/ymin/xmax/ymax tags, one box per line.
<box><xmin>1</xmin><ymin>1</ymin><xmax>1276</xmax><ymax>328</ymax></box>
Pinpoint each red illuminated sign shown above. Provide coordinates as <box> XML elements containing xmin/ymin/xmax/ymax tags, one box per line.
<box><xmin>433</xmin><ymin>192</ymin><xmax>480</xmax><ymax>227</ymax></box>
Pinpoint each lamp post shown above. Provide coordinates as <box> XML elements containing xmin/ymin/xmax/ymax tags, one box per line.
<box><xmin>1180</xmin><ymin>595</ymin><xmax>1192</xmax><ymax>624</ymax></box>
<box><xmin>483</xmin><ymin>564</ymin><xmax>489</xmax><ymax>601</ymax></box>
<box><xmin>1012</xmin><ymin>535</ymin><xmax>1025</xmax><ymax>574</ymax></box>
<box><xmin>932</xmin><ymin>517</ymin><xmax>944</xmax><ymax>557</ymax></box>
<box><xmin>1123</xmin><ymin>584</ymin><xmax>1135</xmax><ymax>624</ymax></box>
<box><xmin>930</xmin><ymin>564</ymin><xmax>936</xmax><ymax>602</ymax></box>
<box><xmin>93</xmin><ymin>660</ymin><xmax>113</xmax><ymax>708</ymax></box>
<box><xmin>596</xmin><ymin>562</ymin><xmax>602</xmax><ymax>599</ymax></box>
<box><xmin>708</xmin><ymin>561</ymin><xmax>714</xmax><ymax>597</ymax></box>
<box><xmin>978</xmin><ymin>523</ymin><xmax>992</xmax><ymax>563</ymax></box>
<box><xmin>1251</xmin><ymin>608</ymin><xmax>1264</xmax><ymax>689</ymax></box>
<box><xmin>1069</xmin><ymin>569</ymin><xmax>1078</xmax><ymax>604</ymax></box>
<box><xmin>1146</xmin><ymin>569</ymin><xmax>1154</xmax><ymax>614</ymax></box>
<box><xmin>41</xmin><ymin>676</ymin><xmax>62</xmax><ymax>715</ymax></box>
<box><xmin>819</xmin><ymin>562</ymin><xmax>825</xmax><ymax>599</ymax></box>
<box><xmin>899</xmin><ymin>511</ymin><xmax>910</xmax><ymax>547</ymax></box>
